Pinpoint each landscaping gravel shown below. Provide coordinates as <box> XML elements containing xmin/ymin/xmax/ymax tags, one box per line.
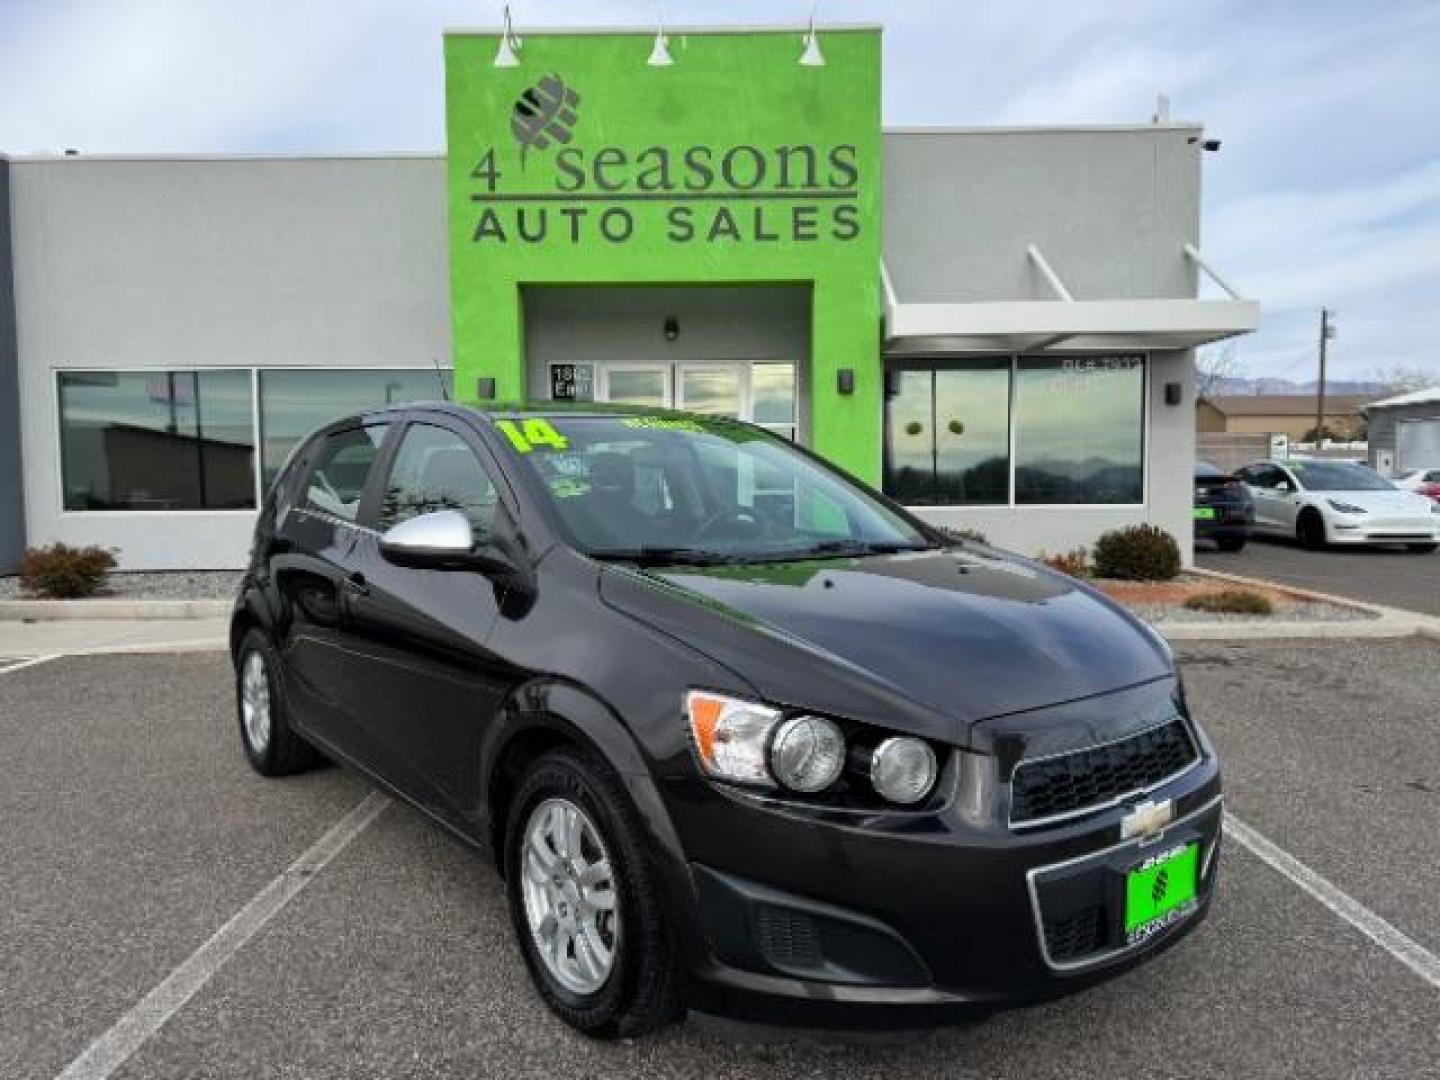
<box><xmin>0</xmin><ymin>570</ymin><xmax>242</xmax><ymax>601</ymax></box>
<box><xmin>1126</xmin><ymin>599</ymin><xmax>1378</xmax><ymax>623</ymax></box>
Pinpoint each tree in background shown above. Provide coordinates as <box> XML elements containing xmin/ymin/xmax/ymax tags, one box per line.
<box><xmin>1195</xmin><ymin>341</ymin><xmax>1244</xmax><ymax>401</ymax></box>
<box><xmin>1368</xmin><ymin>363</ymin><xmax>1436</xmax><ymax>396</ymax></box>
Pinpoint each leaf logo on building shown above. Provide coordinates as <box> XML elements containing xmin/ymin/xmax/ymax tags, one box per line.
<box><xmin>511</xmin><ymin>74</ymin><xmax>580</xmax><ymax>166</ymax></box>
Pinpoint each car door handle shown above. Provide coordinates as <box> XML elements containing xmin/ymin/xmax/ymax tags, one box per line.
<box><xmin>344</xmin><ymin>571</ymin><xmax>370</xmax><ymax>596</ymax></box>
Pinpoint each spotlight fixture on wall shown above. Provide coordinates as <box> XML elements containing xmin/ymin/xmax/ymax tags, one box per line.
<box><xmin>493</xmin><ymin>5</ymin><xmax>522</xmax><ymax>68</ymax></box>
<box><xmin>648</xmin><ymin>10</ymin><xmax>674</xmax><ymax>66</ymax></box>
<box><xmin>663</xmin><ymin>316</ymin><xmax>680</xmax><ymax>341</ymax></box>
<box><xmin>799</xmin><ymin>6</ymin><xmax>825</xmax><ymax>67</ymax></box>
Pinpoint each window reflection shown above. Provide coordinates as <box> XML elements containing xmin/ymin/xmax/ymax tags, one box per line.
<box><xmin>59</xmin><ymin>370</ymin><xmax>256</xmax><ymax>511</ymax></box>
<box><xmin>258</xmin><ymin>369</ymin><xmax>451</xmax><ymax>491</ymax></box>
<box><xmin>935</xmin><ymin>364</ymin><xmax>1010</xmax><ymax>505</ymax></box>
<box><xmin>1015</xmin><ymin>356</ymin><xmax>1143</xmax><ymax>504</ymax></box>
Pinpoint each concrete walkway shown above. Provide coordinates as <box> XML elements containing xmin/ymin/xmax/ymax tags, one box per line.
<box><xmin>0</xmin><ymin>618</ymin><xmax>228</xmax><ymax>660</ymax></box>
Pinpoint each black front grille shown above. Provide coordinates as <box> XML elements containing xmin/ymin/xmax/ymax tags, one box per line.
<box><xmin>1043</xmin><ymin>905</ymin><xmax>1106</xmax><ymax>962</ymax></box>
<box><xmin>755</xmin><ymin>904</ymin><xmax>822</xmax><ymax>968</ymax></box>
<box><xmin>1011</xmin><ymin>718</ymin><xmax>1198</xmax><ymax>825</ymax></box>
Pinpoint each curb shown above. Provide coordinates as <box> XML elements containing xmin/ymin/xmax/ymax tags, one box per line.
<box><xmin>1156</xmin><ymin>567</ymin><xmax>1440</xmax><ymax>642</ymax></box>
<box><xmin>0</xmin><ymin>599</ymin><xmax>231</xmax><ymax>622</ymax></box>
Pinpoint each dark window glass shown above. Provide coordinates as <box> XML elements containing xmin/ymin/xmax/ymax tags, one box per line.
<box><xmin>59</xmin><ymin>370</ymin><xmax>255</xmax><ymax>511</ymax></box>
<box><xmin>883</xmin><ymin>363</ymin><xmax>1010</xmax><ymax>506</ymax></box>
<box><xmin>1285</xmin><ymin>460</ymin><xmax>1394</xmax><ymax>491</ymax></box>
<box><xmin>378</xmin><ymin>425</ymin><xmax>499</xmax><ymax>539</ymax></box>
<box><xmin>259</xmin><ymin>369</ymin><xmax>452</xmax><ymax>491</ymax></box>
<box><xmin>1015</xmin><ymin>356</ymin><xmax>1144</xmax><ymax>505</ymax></box>
<box><xmin>303</xmin><ymin>425</ymin><xmax>388</xmax><ymax>523</ymax></box>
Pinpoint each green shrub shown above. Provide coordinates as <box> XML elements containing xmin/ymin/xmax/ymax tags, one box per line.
<box><xmin>18</xmin><ymin>543</ymin><xmax>118</xmax><ymax>598</ymax></box>
<box><xmin>1039</xmin><ymin>548</ymin><xmax>1091</xmax><ymax>578</ymax></box>
<box><xmin>1183</xmin><ymin>589</ymin><xmax>1274</xmax><ymax>615</ymax></box>
<box><xmin>1092</xmin><ymin>525</ymin><xmax>1181</xmax><ymax>581</ymax></box>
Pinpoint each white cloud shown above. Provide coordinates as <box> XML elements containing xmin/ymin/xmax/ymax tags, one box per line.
<box><xmin>1</xmin><ymin>0</ymin><xmax>1437</xmax><ymax>382</ymax></box>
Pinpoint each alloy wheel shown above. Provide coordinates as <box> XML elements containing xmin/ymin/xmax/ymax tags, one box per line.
<box><xmin>520</xmin><ymin>796</ymin><xmax>620</xmax><ymax>995</ymax></box>
<box><xmin>240</xmin><ymin>650</ymin><xmax>272</xmax><ymax>752</ymax></box>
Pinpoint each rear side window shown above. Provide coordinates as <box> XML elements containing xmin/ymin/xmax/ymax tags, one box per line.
<box><xmin>377</xmin><ymin>424</ymin><xmax>500</xmax><ymax>540</ymax></box>
<box><xmin>303</xmin><ymin>425</ymin><xmax>388</xmax><ymax>522</ymax></box>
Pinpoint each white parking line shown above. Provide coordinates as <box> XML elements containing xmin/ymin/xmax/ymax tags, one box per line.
<box><xmin>1225</xmin><ymin>811</ymin><xmax>1440</xmax><ymax>990</ymax></box>
<box><xmin>54</xmin><ymin>792</ymin><xmax>391</xmax><ymax>1080</ymax></box>
<box><xmin>0</xmin><ymin>654</ymin><xmax>61</xmax><ymax>676</ymax></box>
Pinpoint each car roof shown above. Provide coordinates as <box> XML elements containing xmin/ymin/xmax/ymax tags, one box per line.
<box><xmin>347</xmin><ymin>400</ymin><xmax>721</xmax><ymax>424</ymax></box>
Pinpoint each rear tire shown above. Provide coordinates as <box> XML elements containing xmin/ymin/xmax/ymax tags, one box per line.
<box><xmin>1407</xmin><ymin>542</ymin><xmax>1438</xmax><ymax>554</ymax></box>
<box><xmin>235</xmin><ymin>628</ymin><xmax>320</xmax><ymax>777</ymax></box>
<box><xmin>1215</xmin><ymin>536</ymin><xmax>1247</xmax><ymax>553</ymax></box>
<box><xmin>504</xmin><ymin>747</ymin><xmax>683</xmax><ymax>1038</ymax></box>
<box><xmin>1297</xmin><ymin>511</ymin><xmax>1328</xmax><ymax>550</ymax></box>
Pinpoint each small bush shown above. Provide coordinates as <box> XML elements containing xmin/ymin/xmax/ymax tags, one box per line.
<box><xmin>1183</xmin><ymin>589</ymin><xmax>1274</xmax><ymax>615</ymax></box>
<box><xmin>1040</xmin><ymin>548</ymin><xmax>1091</xmax><ymax>578</ymax></box>
<box><xmin>1093</xmin><ymin>525</ymin><xmax>1181</xmax><ymax>582</ymax></box>
<box><xmin>940</xmin><ymin>527</ymin><xmax>987</xmax><ymax>545</ymax></box>
<box><xmin>18</xmin><ymin>543</ymin><xmax>118</xmax><ymax>598</ymax></box>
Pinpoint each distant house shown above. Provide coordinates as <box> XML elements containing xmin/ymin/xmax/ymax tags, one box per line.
<box><xmin>1196</xmin><ymin>394</ymin><xmax>1373</xmax><ymax>440</ymax></box>
<box><xmin>1363</xmin><ymin>387</ymin><xmax>1440</xmax><ymax>473</ymax></box>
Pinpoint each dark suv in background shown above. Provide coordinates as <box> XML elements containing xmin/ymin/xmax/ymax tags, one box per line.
<box><xmin>1193</xmin><ymin>460</ymin><xmax>1254</xmax><ymax>551</ymax></box>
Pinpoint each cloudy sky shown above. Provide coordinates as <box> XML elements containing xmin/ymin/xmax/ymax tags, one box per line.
<box><xmin>2</xmin><ymin>0</ymin><xmax>1437</xmax><ymax>385</ymax></box>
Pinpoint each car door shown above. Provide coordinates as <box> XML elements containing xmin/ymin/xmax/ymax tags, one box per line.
<box><xmin>270</xmin><ymin>422</ymin><xmax>394</xmax><ymax>761</ymax></box>
<box><xmin>1266</xmin><ymin>465</ymin><xmax>1304</xmax><ymax>534</ymax></box>
<box><xmin>338</xmin><ymin>416</ymin><xmax>522</xmax><ymax>827</ymax></box>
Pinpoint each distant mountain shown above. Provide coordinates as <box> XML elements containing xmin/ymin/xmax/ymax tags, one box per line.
<box><xmin>1205</xmin><ymin>377</ymin><xmax>1389</xmax><ymax>396</ymax></box>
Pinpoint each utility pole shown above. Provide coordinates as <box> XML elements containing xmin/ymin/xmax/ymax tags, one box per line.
<box><xmin>1315</xmin><ymin>308</ymin><xmax>1335</xmax><ymax>446</ymax></box>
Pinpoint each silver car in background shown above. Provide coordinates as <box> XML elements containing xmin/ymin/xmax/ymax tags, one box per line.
<box><xmin>1236</xmin><ymin>459</ymin><xmax>1440</xmax><ymax>553</ymax></box>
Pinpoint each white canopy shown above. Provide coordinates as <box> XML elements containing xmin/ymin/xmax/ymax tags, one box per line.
<box><xmin>882</xmin><ymin>244</ymin><xmax>1259</xmax><ymax>355</ymax></box>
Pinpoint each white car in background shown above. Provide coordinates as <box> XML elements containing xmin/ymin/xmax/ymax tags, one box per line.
<box><xmin>1393</xmin><ymin>468</ymin><xmax>1440</xmax><ymax>497</ymax></box>
<box><xmin>1236</xmin><ymin>459</ymin><xmax>1440</xmax><ymax>553</ymax></box>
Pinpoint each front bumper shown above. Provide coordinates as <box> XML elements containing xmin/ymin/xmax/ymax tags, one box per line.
<box><xmin>665</xmin><ymin>738</ymin><xmax>1222</xmax><ymax>1024</ymax></box>
<box><xmin>1325</xmin><ymin>516</ymin><xmax>1440</xmax><ymax>544</ymax></box>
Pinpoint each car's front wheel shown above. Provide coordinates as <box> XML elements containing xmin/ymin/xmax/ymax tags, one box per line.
<box><xmin>1296</xmin><ymin>510</ymin><xmax>1328</xmax><ymax>550</ymax></box>
<box><xmin>504</xmin><ymin>747</ymin><xmax>682</xmax><ymax>1038</ymax></box>
<box><xmin>235</xmin><ymin>628</ymin><xmax>320</xmax><ymax>777</ymax></box>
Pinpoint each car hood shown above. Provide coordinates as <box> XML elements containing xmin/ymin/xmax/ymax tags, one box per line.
<box><xmin>599</xmin><ymin>546</ymin><xmax>1172</xmax><ymax>739</ymax></box>
<box><xmin>1311</xmin><ymin>489</ymin><xmax>1432</xmax><ymax>513</ymax></box>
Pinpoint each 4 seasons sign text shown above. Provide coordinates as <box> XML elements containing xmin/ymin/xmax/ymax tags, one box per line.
<box><xmin>465</xmin><ymin>74</ymin><xmax>864</xmax><ymax>246</ymax></box>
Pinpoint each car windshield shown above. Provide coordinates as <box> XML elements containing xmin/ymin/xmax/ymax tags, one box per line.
<box><xmin>1195</xmin><ymin>461</ymin><xmax>1226</xmax><ymax>478</ymax></box>
<box><xmin>1287</xmin><ymin>460</ymin><xmax>1395</xmax><ymax>492</ymax></box>
<box><xmin>501</xmin><ymin>413</ymin><xmax>934</xmax><ymax>563</ymax></box>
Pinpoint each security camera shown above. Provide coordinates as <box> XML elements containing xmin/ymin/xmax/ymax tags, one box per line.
<box><xmin>1203</xmin><ymin>139</ymin><xmax>1221</xmax><ymax>151</ymax></box>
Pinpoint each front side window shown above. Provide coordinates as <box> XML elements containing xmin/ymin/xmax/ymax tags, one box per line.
<box><xmin>508</xmin><ymin>415</ymin><xmax>930</xmax><ymax>560</ymax></box>
<box><xmin>303</xmin><ymin>425</ymin><xmax>388</xmax><ymax>523</ymax></box>
<box><xmin>259</xmin><ymin>369</ymin><xmax>452</xmax><ymax>491</ymax></box>
<box><xmin>58</xmin><ymin>370</ymin><xmax>256</xmax><ymax>511</ymax></box>
<box><xmin>378</xmin><ymin>424</ymin><xmax>499</xmax><ymax>538</ymax></box>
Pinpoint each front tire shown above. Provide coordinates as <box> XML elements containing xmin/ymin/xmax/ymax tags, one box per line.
<box><xmin>1215</xmin><ymin>535</ymin><xmax>1247</xmax><ymax>553</ymax></box>
<box><xmin>1297</xmin><ymin>510</ymin><xmax>1328</xmax><ymax>550</ymax></box>
<box><xmin>235</xmin><ymin>628</ymin><xmax>320</xmax><ymax>777</ymax></box>
<box><xmin>505</xmin><ymin>747</ymin><xmax>682</xmax><ymax>1038</ymax></box>
<box><xmin>1407</xmin><ymin>542</ymin><xmax>1439</xmax><ymax>554</ymax></box>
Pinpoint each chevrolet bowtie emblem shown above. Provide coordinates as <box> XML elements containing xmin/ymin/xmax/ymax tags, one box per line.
<box><xmin>1121</xmin><ymin>798</ymin><xmax>1174</xmax><ymax>842</ymax></box>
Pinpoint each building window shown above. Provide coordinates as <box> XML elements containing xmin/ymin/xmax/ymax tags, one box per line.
<box><xmin>258</xmin><ymin>368</ymin><xmax>452</xmax><ymax>490</ymax></box>
<box><xmin>883</xmin><ymin>355</ymin><xmax>1145</xmax><ymax>507</ymax></box>
<box><xmin>58</xmin><ymin>370</ymin><xmax>256</xmax><ymax>511</ymax></box>
<box><xmin>1014</xmin><ymin>356</ymin><xmax>1144</xmax><ymax>504</ymax></box>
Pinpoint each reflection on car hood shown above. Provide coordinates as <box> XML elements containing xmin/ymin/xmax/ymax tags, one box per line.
<box><xmin>1313</xmin><ymin>489</ymin><xmax>1433</xmax><ymax>513</ymax></box>
<box><xmin>606</xmin><ymin>547</ymin><xmax>1172</xmax><ymax>729</ymax></box>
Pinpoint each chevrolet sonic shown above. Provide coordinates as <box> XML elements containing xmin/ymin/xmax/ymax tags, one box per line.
<box><xmin>231</xmin><ymin>402</ymin><xmax>1222</xmax><ymax>1036</ymax></box>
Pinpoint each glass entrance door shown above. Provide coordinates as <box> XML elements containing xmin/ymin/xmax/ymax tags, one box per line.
<box><xmin>601</xmin><ymin>365</ymin><xmax>671</xmax><ymax>409</ymax></box>
<box><xmin>594</xmin><ymin>362</ymin><xmax>796</xmax><ymax>439</ymax></box>
<box><xmin>677</xmin><ymin>365</ymin><xmax>744</xmax><ymax>418</ymax></box>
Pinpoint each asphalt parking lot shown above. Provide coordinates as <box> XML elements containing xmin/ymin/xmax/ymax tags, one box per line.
<box><xmin>1196</xmin><ymin>534</ymin><xmax>1440</xmax><ymax>617</ymax></box>
<box><xmin>2</xmin><ymin>643</ymin><xmax>1438</xmax><ymax>1079</ymax></box>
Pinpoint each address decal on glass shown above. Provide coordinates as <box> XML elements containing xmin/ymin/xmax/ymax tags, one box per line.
<box><xmin>550</xmin><ymin>363</ymin><xmax>595</xmax><ymax>402</ymax></box>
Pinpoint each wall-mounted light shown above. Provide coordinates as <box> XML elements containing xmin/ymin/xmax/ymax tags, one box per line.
<box><xmin>1164</xmin><ymin>382</ymin><xmax>1183</xmax><ymax>406</ymax></box>
<box><xmin>648</xmin><ymin>9</ymin><xmax>674</xmax><ymax>66</ymax></box>
<box><xmin>663</xmin><ymin>315</ymin><xmax>680</xmax><ymax>341</ymax></box>
<box><xmin>494</xmin><ymin>5</ymin><xmax>522</xmax><ymax>68</ymax></box>
<box><xmin>799</xmin><ymin>7</ymin><xmax>825</xmax><ymax>67</ymax></box>
<box><xmin>476</xmin><ymin>377</ymin><xmax>497</xmax><ymax>400</ymax></box>
<box><xmin>837</xmin><ymin>368</ymin><xmax>854</xmax><ymax>395</ymax></box>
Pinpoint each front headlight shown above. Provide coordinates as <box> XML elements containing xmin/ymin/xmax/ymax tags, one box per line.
<box><xmin>684</xmin><ymin>690</ymin><xmax>942</xmax><ymax>805</ymax></box>
<box><xmin>1327</xmin><ymin>499</ymin><xmax>1368</xmax><ymax>515</ymax></box>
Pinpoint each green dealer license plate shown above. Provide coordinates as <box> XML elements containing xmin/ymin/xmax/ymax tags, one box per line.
<box><xmin>1124</xmin><ymin>843</ymin><xmax>1199</xmax><ymax>943</ymax></box>
<box><xmin>1193</xmin><ymin>507</ymin><xmax>1217</xmax><ymax>520</ymax></box>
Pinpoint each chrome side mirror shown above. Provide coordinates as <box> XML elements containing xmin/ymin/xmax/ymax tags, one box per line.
<box><xmin>379</xmin><ymin>509</ymin><xmax>475</xmax><ymax>567</ymax></box>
